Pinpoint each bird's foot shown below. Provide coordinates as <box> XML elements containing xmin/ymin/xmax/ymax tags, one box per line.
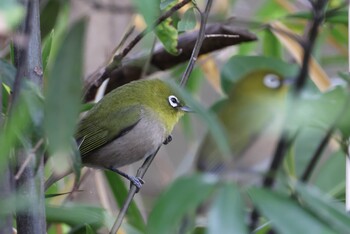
<box><xmin>128</xmin><ymin>176</ymin><xmax>145</xmax><ymax>192</ymax></box>
<box><xmin>109</xmin><ymin>167</ymin><xmax>145</xmax><ymax>192</ymax></box>
<box><xmin>163</xmin><ymin>135</ymin><xmax>172</xmax><ymax>145</ymax></box>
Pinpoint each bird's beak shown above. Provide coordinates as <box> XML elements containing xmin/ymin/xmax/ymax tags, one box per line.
<box><xmin>283</xmin><ymin>77</ymin><xmax>295</xmax><ymax>85</ymax></box>
<box><xmin>179</xmin><ymin>105</ymin><xmax>192</xmax><ymax>112</ymax></box>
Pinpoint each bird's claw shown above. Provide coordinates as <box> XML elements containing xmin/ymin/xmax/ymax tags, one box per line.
<box><xmin>163</xmin><ymin>135</ymin><xmax>172</xmax><ymax>145</ymax></box>
<box><xmin>129</xmin><ymin>176</ymin><xmax>145</xmax><ymax>192</ymax></box>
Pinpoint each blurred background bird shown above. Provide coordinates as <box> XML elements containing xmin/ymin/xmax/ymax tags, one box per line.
<box><xmin>196</xmin><ymin>69</ymin><xmax>291</xmax><ymax>185</ymax></box>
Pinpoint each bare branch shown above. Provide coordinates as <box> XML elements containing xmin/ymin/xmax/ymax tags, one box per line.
<box><xmin>84</xmin><ymin>21</ymin><xmax>256</xmax><ymax>101</ymax></box>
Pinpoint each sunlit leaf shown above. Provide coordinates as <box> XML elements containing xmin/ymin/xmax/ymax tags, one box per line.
<box><xmin>156</xmin><ymin>17</ymin><xmax>179</xmax><ymax>55</ymax></box>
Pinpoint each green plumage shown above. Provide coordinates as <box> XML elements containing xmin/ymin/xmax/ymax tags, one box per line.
<box><xmin>196</xmin><ymin>70</ymin><xmax>289</xmax><ymax>181</ymax></box>
<box><xmin>45</xmin><ymin>78</ymin><xmax>189</xmax><ymax>189</ymax></box>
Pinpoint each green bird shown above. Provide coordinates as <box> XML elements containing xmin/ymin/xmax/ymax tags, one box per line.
<box><xmin>196</xmin><ymin>70</ymin><xmax>290</xmax><ymax>184</ymax></box>
<box><xmin>45</xmin><ymin>79</ymin><xmax>190</xmax><ymax>190</ymax></box>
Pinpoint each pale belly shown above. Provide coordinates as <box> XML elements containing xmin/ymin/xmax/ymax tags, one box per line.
<box><xmin>82</xmin><ymin>116</ymin><xmax>166</xmax><ymax>169</ymax></box>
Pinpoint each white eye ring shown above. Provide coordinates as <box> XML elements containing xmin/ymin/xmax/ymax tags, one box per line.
<box><xmin>263</xmin><ymin>74</ymin><xmax>281</xmax><ymax>89</ymax></box>
<box><xmin>168</xmin><ymin>95</ymin><xmax>180</xmax><ymax>108</ymax></box>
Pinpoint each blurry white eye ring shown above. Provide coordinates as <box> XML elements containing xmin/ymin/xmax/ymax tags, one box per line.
<box><xmin>263</xmin><ymin>74</ymin><xmax>281</xmax><ymax>89</ymax></box>
<box><xmin>168</xmin><ymin>95</ymin><xmax>179</xmax><ymax>107</ymax></box>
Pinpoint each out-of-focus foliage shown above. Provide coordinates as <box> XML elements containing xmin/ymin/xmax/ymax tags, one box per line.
<box><xmin>1</xmin><ymin>0</ymin><xmax>349</xmax><ymax>233</ymax></box>
<box><xmin>0</xmin><ymin>0</ymin><xmax>25</xmax><ymax>36</ymax></box>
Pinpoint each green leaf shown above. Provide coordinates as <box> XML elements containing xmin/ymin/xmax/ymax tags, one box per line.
<box><xmin>207</xmin><ymin>183</ymin><xmax>248</xmax><ymax>234</ymax></box>
<box><xmin>249</xmin><ymin>188</ymin><xmax>335</xmax><ymax>234</ymax></box>
<box><xmin>0</xmin><ymin>59</ymin><xmax>16</xmax><ymax>89</ymax></box>
<box><xmin>178</xmin><ymin>7</ymin><xmax>196</xmax><ymax>32</ymax></box>
<box><xmin>85</xmin><ymin>224</ymin><xmax>95</xmax><ymax>234</ymax></box>
<box><xmin>42</xmin><ymin>30</ymin><xmax>54</xmax><ymax>73</ymax></box>
<box><xmin>262</xmin><ymin>29</ymin><xmax>282</xmax><ymax>59</ymax></box>
<box><xmin>40</xmin><ymin>0</ymin><xmax>62</xmax><ymax>38</ymax></box>
<box><xmin>104</xmin><ymin>171</ymin><xmax>146</xmax><ymax>232</ymax></box>
<box><xmin>132</xmin><ymin>0</ymin><xmax>159</xmax><ymax>25</ymax></box>
<box><xmin>167</xmin><ymin>80</ymin><xmax>232</xmax><ymax>159</ymax></box>
<box><xmin>147</xmin><ymin>175</ymin><xmax>217</xmax><ymax>234</ymax></box>
<box><xmin>314</xmin><ymin>151</ymin><xmax>345</xmax><ymax>195</ymax></box>
<box><xmin>45</xmin><ymin>19</ymin><xmax>85</xmax><ymax>154</ymax></box>
<box><xmin>287</xmin><ymin>9</ymin><xmax>348</xmax><ymax>25</ymax></box>
<box><xmin>221</xmin><ymin>56</ymin><xmax>298</xmax><ymax>94</ymax></box>
<box><xmin>0</xmin><ymin>0</ymin><xmax>25</xmax><ymax>32</ymax></box>
<box><xmin>160</xmin><ymin>0</ymin><xmax>177</xmax><ymax>10</ymax></box>
<box><xmin>0</xmin><ymin>85</ymin><xmax>37</xmax><ymax>169</ymax></box>
<box><xmin>295</xmin><ymin>183</ymin><xmax>350</xmax><ymax>233</ymax></box>
<box><xmin>46</xmin><ymin>204</ymin><xmax>106</xmax><ymax>229</ymax></box>
<box><xmin>155</xmin><ymin>17</ymin><xmax>179</xmax><ymax>55</ymax></box>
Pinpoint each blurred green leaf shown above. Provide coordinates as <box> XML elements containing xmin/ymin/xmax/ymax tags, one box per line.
<box><xmin>178</xmin><ymin>7</ymin><xmax>196</xmax><ymax>32</ymax></box>
<box><xmin>132</xmin><ymin>0</ymin><xmax>159</xmax><ymax>25</ymax></box>
<box><xmin>0</xmin><ymin>0</ymin><xmax>25</xmax><ymax>32</ymax></box>
<box><xmin>287</xmin><ymin>9</ymin><xmax>348</xmax><ymax>25</ymax></box>
<box><xmin>147</xmin><ymin>175</ymin><xmax>217</xmax><ymax>234</ymax></box>
<box><xmin>46</xmin><ymin>204</ymin><xmax>106</xmax><ymax>229</ymax></box>
<box><xmin>85</xmin><ymin>224</ymin><xmax>95</xmax><ymax>234</ymax></box>
<box><xmin>256</xmin><ymin>0</ymin><xmax>288</xmax><ymax>20</ymax></box>
<box><xmin>168</xmin><ymin>80</ymin><xmax>232</xmax><ymax>159</ymax></box>
<box><xmin>249</xmin><ymin>188</ymin><xmax>335</xmax><ymax>234</ymax></box>
<box><xmin>44</xmin><ymin>19</ymin><xmax>85</xmax><ymax>154</ymax></box>
<box><xmin>328</xmin><ymin>25</ymin><xmax>347</xmax><ymax>45</ymax></box>
<box><xmin>295</xmin><ymin>182</ymin><xmax>350</xmax><ymax>233</ymax></box>
<box><xmin>0</xmin><ymin>84</ymin><xmax>38</xmax><ymax>169</ymax></box>
<box><xmin>40</xmin><ymin>0</ymin><xmax>62</xmax><ymax>38</ymax></box>
<box><xmin>160</xmin><ymin>0</ymin><xmax>177</xmax><ymax>10</ymax></box>
<box><xmin>1</xmin><ymin>83</ymin><xmax>10</xmax><ymax>114</ymax></box>
<box><xmin>42</xmin><ymin>30</ymin><xmax>54</xmax><ymax>73</ymax></box>
<box><xmin>0</xmin><ymin>59</ymin><xmax>16</xmax><ymax>88</ymax></box>
<box><xmin>46</xmin><ymin>3</ymin><xmax>70</xmax><ymax>65</ymax></box>
<box><xmin>207</xmin><ymin>183</ymin><xmax>248</xmax><ymax>234</ymax></box>
<box><xmin>262</xmin><ymin>30</ymin><xmax>282</xmax><ymax>59</ymax></box>
<box><xmin>221</xmin><ymin>56</ymin><xmax>298</xmax><ymax>94</ymax></box>
<box><xmin>104</xmin><ymin>171</ymin><xmax>146</xmax><ymax>232</ymax></box>
<box><xmin>314</xmin><ymin>151</ymin><xmax>345</xmax><ymax>195</ymax></box>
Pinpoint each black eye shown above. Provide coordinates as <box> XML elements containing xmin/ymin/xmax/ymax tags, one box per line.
<box><xmin>263</xmin><ymin>74</ymin><xmax>281</xmax><ymax>89</ymax></box>
<box><xmin>168</xmin><ymin>95</ymin><xmax>179</xmax><ymax>108</ymax></box>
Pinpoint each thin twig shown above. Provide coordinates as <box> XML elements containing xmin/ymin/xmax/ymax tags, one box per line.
<box><xmin>15</xmin><ymin>138</ymin><xmax>44</xmax><ymax>180</ymax></box>
<box><xmin>118</xmin><ymin>0</ymin><xmax>191</xmax><ymax>60</ymax></box>
<box><xmin>100</xmin><ymin>0</ymin><xmax>192</xmax><ymax>80</ymax></box>
<box><xmin>180</xmin><ymin>0</ymin><xmax>213</xmax><ymax>86</ymax></box>
<box><xmin>110</xmin><ymin>146</ymin><xmax>161</xmax><ymax>234</ymax></box>
<box><xmin>249</xmin><ymin>0</ymin><xmax>328</xmax><ymax>231</ymax></box>
<box><xmin>84</xmin><ymin>21</ymin><xmax>257</xmax><ymax>101</ymax></box>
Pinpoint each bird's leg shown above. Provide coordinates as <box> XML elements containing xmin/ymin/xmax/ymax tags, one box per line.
<box><xmin>109</xmin><ymin>167</ymin><xmax>144</xmax><ymax>192</ymax></box>
<box><xmin>163</xmin><ymin>135</ymin><xmax>172</xmax><ymax>145</ymax></box>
